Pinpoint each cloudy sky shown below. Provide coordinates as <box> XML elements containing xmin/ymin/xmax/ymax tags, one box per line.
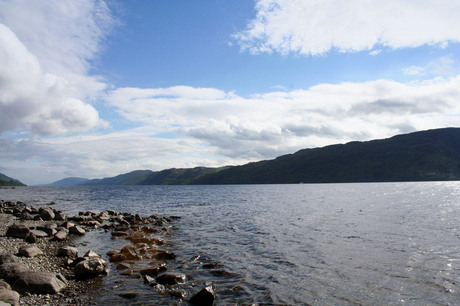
<box><xmin>1</xmin><ymin>0</ymin><xmax>460</xmax><ymax>185</ymax></box>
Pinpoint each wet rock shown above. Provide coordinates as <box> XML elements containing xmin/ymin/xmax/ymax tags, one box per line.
<box><xmin>0</xmin><ymin>263</ymin><xmax>28</xmax><ymax>283</ymax></box>
<box><xmin>54</xmin><ymin>211</ymin><xmax>67</xmax><ymax>221</ymax></box>
<box><xmin>20</xmin><ymin>212</ymin><xmax>35</xmax><ymax>220</ymax></box>
<box><xmin>111</xmin><ymin>231</ymin><xmax>128</xmax><ymax>237</ymax></box>
<box><xmin>143</xmin><ymin>274</ymin><xmax>156</xmax><ymax>285</ymax></box>
<box><xmin>18</xmin><ymin>245</ymin><xmax>43</xmax><ymax>258</ymax></box>
<box><xmin>139</xmin><ymin>263</ymin><xmax>167</xmax><ymax>276</ymax></box>
<box><xmin>74</xmin><ymin>258</ymin><xmax>108</xmax><ymax>279</ymax></box>
<box><xmin>151</xmin><ymin>250</ymin><xmax>176</xmax><ymax>260</ymax></box>
<box><xmin>116</xmin><ymin>262</ymin><xmax>131</xmax><ymax>270</ymax></box>
<box><xmin>108</xmin><ymin>253</ymin><xmax>126</xmax><ymax>263</ymax></box>
<box><xmin>189</xmin><ymin>284</ymin><xmax>216</xmax><ymax>306</ymax></box>
<box><xmin>12</xmin><ymin>272</ymin><xmax>67</xmax><ymax>294</ymax></box>
<box><xmin>156</xmin><ymin>272</ymin><xmax>186</xmax><ymax>285</ymax></box>
<box><xmin>0</xmin><ymin>254</ymin><xmax>19</xmax><ymax>265</ymax></box>
<box><xmin>0</xmin><ymin>288</ymin><xmax>20</xmax><ymax>306</ymax></box>
<box><xmin>6</xmin><ymin>224</ymin><xmax>30</xmax><ymax>239</ymax></box>
<box><xmin>118</xmin><ymin>292</ymin><xmax>139</xmax><ymax>299</ymax></box>
<box><xmin>39</xmin><ymin>207</ymin><xmax>55</xmax><ymax>221</ymax></box>
<box><xmin>57</xmin><ymin>246</ymin><xmax>78</xmax><ymax>258</ymax></box>
<box><xmin>83</xmin><ymin>250</ymin><xmax>100</xmax><ymax>258</ymax></box>
<box><xmin>120</xmin><ymin>245</ymin><xmax>141</xmax><ymax>260</ymax></box>
<box><xmin>68</xmin><ymin>226</ymin><xmax>85</xmax><ymax>236</ymax></box>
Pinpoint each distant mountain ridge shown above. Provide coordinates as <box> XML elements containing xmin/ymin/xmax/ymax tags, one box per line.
<box><xmin>0</xmin><ymin>172</ymin><xmax>26</xmax><ymax>186</ymax></box>
<box><xmin>43</xmin><ymin>177</ymin><xmax>90</xmax><ymax>186</ymax></box>
<box><xmin>50</xmin><ymin>128</ymin><xmax>460</xmax><ymax>185</ymax></box>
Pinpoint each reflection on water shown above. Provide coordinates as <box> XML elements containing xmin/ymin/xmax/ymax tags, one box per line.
<box><xmin>1</xmin><ymin>182</ymin><xmax>459</xmax><ymax>304</ymax></box>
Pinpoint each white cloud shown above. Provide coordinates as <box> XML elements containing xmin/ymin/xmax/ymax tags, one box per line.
<box><xmin>403</xmin><ymin>56</ymin><xmax>457</xmax><ymax>77</ymax></box>
<box><xmin>0</xmin><ymin>0</ymin><xmax>113</xmax><ymax>136</ymax></box>
<box><xmin>234</xmin><ymin>0</ymin><xmax>460</xmax><ymax>55</ymax></box>
<box><xmin>107</xmin><ymin>76</ymin><xmax>460</xmax><ymax>162</ymax></box>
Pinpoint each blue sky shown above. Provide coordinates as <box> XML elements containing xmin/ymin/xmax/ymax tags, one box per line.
<box><xmin>1</xmin><ymin>0</ymin><xmax>460</xmax><ymax>185</ymax></box>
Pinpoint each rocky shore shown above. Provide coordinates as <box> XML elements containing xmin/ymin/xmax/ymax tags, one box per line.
<box><xmin>0</xmin><ymin>200</ymin><xmax>216</xmax><ymax>305</ymax></box>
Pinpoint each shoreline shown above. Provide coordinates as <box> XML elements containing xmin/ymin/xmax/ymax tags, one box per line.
<box><xmin>0</xmin><ymin>199</ymin><xmax>216</xmax><ymax>305</ymax></box>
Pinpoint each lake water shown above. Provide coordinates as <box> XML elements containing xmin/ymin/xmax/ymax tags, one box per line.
<box><xmin>1</xmin><ymin>182</ymin><xmax>459</xmax><ymax>305</ymax></box>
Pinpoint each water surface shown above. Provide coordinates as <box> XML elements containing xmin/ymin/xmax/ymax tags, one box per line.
<box><xmin>1</xmin><ymin>182</ymin><xmax>459</xmax><ymax>304</ymax></box>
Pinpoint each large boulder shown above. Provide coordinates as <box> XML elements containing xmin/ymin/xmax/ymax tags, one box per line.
<box><xmin>0</xmin><ymin>263</ymin><xmax>28</xmax><ymax>284</ymax></box>
<box><xmin>0</xmin><ymin>254</ymin><xmax>19</xmax><ymax>265</ymax></box>
<box><xmin>18</xmin><ymin>245</ymin><xmax>43</xmax><ymax>258</ymax></box>
<box><xmin>12</xmin><ymin>272</ymin><xmax>67</xmax><ymax>294</ymax></box>
<box><xmin>189</xmin><ymin>284</ymin><xmax>216</xmax><ymax>306</ymax></box>
<box><xmin>5</xmin><ymin>224</ymin><xmax>30</xmax><ymax>239</ymax></box>
<box><xmin>74</xmin><ymin>258</ymin><xmax>108</xmax><ymax>279</ymax></box>
<box><xmin>0</xmin><ymin>288</ymin><xmax>20</xmax><ymax>306</ymax></box>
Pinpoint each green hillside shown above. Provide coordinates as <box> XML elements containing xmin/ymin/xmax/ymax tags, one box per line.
<box><xmin>79</xmin><ymin>128</ymin><xmax>460</xmax><ymax>185</ymax></box>
<box><xmin>0</xmin><ymin>173</ymin><xmax>26</xmax><ymax>186</ymax></box>
<box><xmin>194</xmin><ymin>128</ymin><xmax>460</xmax><ymax>184</ymax></box>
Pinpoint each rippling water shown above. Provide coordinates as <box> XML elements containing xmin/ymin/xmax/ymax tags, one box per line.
<box><xmin>1</xmin><ymin>182</ymin><xmax>459</xmax><ymax>305</ymax></box>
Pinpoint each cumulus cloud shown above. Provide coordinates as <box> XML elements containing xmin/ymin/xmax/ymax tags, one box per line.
<box><xmin>0</xmin><ymin>0</ymin><xmax>113</xmax><ymax>136</ymax></box>
<box><xmin>234</xmin><ymin>0</ymin><xmax>460</xmax><ymax>55</ymax></box>
<box><xmin>107</xmin><ymin>76</ymin><xmax>460</xmax><ymax>161</ymax></box>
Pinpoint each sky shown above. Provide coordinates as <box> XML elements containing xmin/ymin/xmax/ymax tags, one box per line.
<box><xmin>1</xmin><ymin>0</ymin><xmax>460</xmax><ymax>185</ymax></box>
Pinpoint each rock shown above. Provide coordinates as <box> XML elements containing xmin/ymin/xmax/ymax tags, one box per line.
<box><xmin>111</xmin><ymin>231</ymin><xmax>128</xmax><ymax>237</ymax></box>
<box><xmin>0</xmin><ymin>254</ymin><xmax>19</xmax><ymax>265</ymax></box>
<box><xmin>156</xmin><ymin>272</ymin><xmax>186</xmax><ymax>285</ymax></box>
<box><xmin>57</xmin><ymin>246</ymin><xmax>78</xmax><ymax>258</ymax></box>
<box><xmin>25</xmin><ymin>233</ymin><xmax>37</xmax><ymax>243</ymax></box>
<box><xmin>83</xmin><ymin>250</ymin><xmax>100</xmax><ymax>258</ymax></box>
<box><xmin>53</xmin><ymin>229</ymin><xmax>68</xmax><ymax>241</ymax></box>
<box><xmin>189</xmin><ymin>284</ymin><xmax>216</xmax><ymax>306</ymax></box>
<box><xmin>120</xmin><ymin>245</ymin><xmax>141</xmax><ymax>260</ymax></box>
<box><xmin>74</xmin><ymin>258</ymin><xmax>108</xmax><ymax>279</ymax></box>
<box><xmin>60</xmin><ymin>221</ymin><xmax>75</xmax><ymax>229</ymax></box>
<box><xmin>39</xmin><ymin>207</ymin><xmax>55</xmax><ymax>220</ymax></box>
<box><xmin>0</xmin><ymin>280</ymin><xmax>10</xmax><ymax>290</ymax></box>
<box><xmin>116</xmin><ymin>262</ymin><xmax>131</xmax><ymax>270</ymax></box>
<box><xmin>6</xmin><ymin>224</ymin><xmax>30</xmax><ymax>239</ymax></box>
<box><xmin>139</xmin><ymin>264</ymin><xmax>167</xmax><ymax>276</ymax></box>
<box><xmin>143</xmin><ymin>274</ymin><xmax>156</xmax><ymax>285</ymax></box>
<box><xmin>54</xmin><ymin>211</ymin><xmax>67</xmax><ymax>221</ymax></box>
<box><xmin>68</xmin><ymin>226</ymin><xmax>85</xmax><ymax>236</ymax></box>
<box><xmin>0</xmin><ymin>263</ymin><xmax>28</xmax><ymax>283</ymax></box>
<box><xmin>20</xmin><ymin>212</ymin><xmax>35</xmax><ymax>220</ymax></box>
<box><xmin>118</xmin><ymin>292</ymin><xmax>139</xmax><ymax>299</ymax></box>
<box><xmin>12</xmin><ymin>272</ymin><xmax>67</xmax><ymax>294</ymax></box>
<box><xmin>18</xmin><ymin>245</ymin><xmax>43</xmax><ymax>258</ymax></box>
<box><xmin>151</xmin><ymin>250</ymin><xmax>176</xmax><ymax>260</ymax></box>
<box><xmin>108</xmin><ymin>253</ymin><xmax>126</xmax><ymax>263</ymax></box>
<box><xmin>0</xmin><ymin>288</ymin><xmax>20</xmax><ymax>306</ymax></box>
<box><xmin>29</xmin><ymin>229</ymin><xmax>48</xmax><ymax>238</ymax></box>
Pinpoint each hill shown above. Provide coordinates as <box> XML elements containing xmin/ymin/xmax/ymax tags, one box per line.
<box><xmin>194</xmin><ymin>127</ymin><xmax>460</xmax><ymax>184</ymax></box>
<box><xmin>80</xmin><ymin>167</ymin><xmax>227</xmax><ymax>186</ymax></box>
<box><xmin>75</xmin><ymin>127</ymin><xmax>460</xmax><ymax>185</ymax></box>
<box><xmin>44</xmin><ymin>177</ymin><xmax>90</xmax><ymax>186</ymax></box>
<box><xmin>0</xmin><ymin>173</ymin><xmax>26</xmax><ymax>186</ymax></box>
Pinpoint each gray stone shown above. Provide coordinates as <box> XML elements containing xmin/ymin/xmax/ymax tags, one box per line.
<box><xmin>53</xmin><ymin>229</ymin><xmax>68</xmax><ymax>241</ymax></box>
<box><xmin>39</xmin><ymin>207</ymin><xmax>55</xmax><ymax>221</ymax></box>
<box><xmin>83</xmin><ymin>250</ymin><xmax>100</xmax><ymax>258</ymax></box>
<box><xmin>0</xmin><ymin>280</ymin><xmax>10</xmax><ymax>290</ymax></box>
<box><xmin>57</xmin><ymin>246</ymin><xmax>78</xmax><ymax>258</ymax></box>
<box><xmin>12</xmin><ymin>272</ymin><xmax>66</xmax><ymax>294</ymax></box>
<box><xmin>0</xmin><ymin>288</ymin><xmax>19</xmax><ymax>306</ymax></box>
<box><xmin>0</xmin><ymin>263</ymin><xmax>28</xmax><ymax>283</ymax></box>
<box><xmin>5</xmin><ymin>224</ymin><xmax>30</xmax><ymax>239</ymax></box>
<box><xmin>0</xmin><ymin>255</ymin><xmax>19</xmax><ymax>265</ymax></box>
<box><xmin>74</xmin><ymin>258</ymin><xmax>108</xmax><ymax>279</ymax></box>
<box><xmin>69</xmin><ymin>226</ymin><xmax>85</xmax><ymax>236</ymax></box>
<box><xmin>29</xmin><ymin>229</ymin><xmax>48</xmax><ymax>238</ymax></box>
<box><xmin>18</xmin><ymin>245</ymin><xmax>43</xmax><ymax>258</ymax></box>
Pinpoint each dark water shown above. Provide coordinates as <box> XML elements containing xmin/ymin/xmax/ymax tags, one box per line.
<box><xmin>1</xmin><ymin>182</ymin><xmax>459</xmax><ymax>305</ymax></box>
